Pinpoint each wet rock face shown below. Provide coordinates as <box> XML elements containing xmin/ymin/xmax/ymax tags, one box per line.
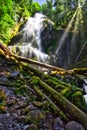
<box><xmin>65</xmin><ymin>121</ymin><xmax>85</xmax><ymax>130</ymax></box>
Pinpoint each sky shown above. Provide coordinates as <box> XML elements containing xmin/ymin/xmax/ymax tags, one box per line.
<box><xmin>33</xmin><ymin>0</ymin><xmax>46</xmax><ymax>5</ymax></box>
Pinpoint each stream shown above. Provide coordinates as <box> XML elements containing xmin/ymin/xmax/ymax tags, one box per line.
<box><xmin>83</xmin><ymin>79</ymin><xmax>87</xmax><ymax>105</ymax></box>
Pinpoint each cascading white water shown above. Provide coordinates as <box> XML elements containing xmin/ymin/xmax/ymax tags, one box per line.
<box><xmin>9</xmin><ymin>13</ymin><xmax>50</xmax><ymax>63</ymax></box>
<box><xmin>21</xmin><ymin>13</ymin><xmax>49</xmax><ymax>63</ymax></box>
<box><xmin>83</xmin><ymin>79</ymin><xmax>87</xmax><ymax>105</ymax></box>
<box><xmin>23</xmin><ymin>13</ymin><xmax>45</xmax><ymax>51</ymax></box>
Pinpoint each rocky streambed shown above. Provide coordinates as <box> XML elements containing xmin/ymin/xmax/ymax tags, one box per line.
<box><xmin>0</xmin><ymin>54</ymin><xmax>87</xmax><ymax>130</ymax></box>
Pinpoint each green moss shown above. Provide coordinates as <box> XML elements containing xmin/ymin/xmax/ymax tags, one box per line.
<box><xmin>0</xmin><ymin>90</ymin><xmax>7</xmax><ymax>113</ymax></box>
<box><xmin>71</xmin><ymin>91</ymin><xmax>87</xmax><ymax>111</ymax></box>
<box><xmin>26</xmin><ymin>110</ymin><xmax>44</xmax><ymax>125</ymax></box>
<box><xmin>61</xmin><ymin>87</ymin><xmax>72</xmax><ymax>98</ymax></box>
<box><xmin>61</xmin><ymin>86</ymin><xmax>86</xmax><ymax>111</ymax></box>
<box><xmin>49</xmin><ymin>76</ymin><xmax>70</xmax><ymax>87</ymax></box>
<box><xmin>15</xmin><ymin>84</ymin><xmax>29</xmax><ymax>96</ymax></box>
<box><xmin>21</xmin><ymin>69</ymin><xmax>32</xmax><ymax>77</ymax></box>
<box><xmin>31</xmin><ymin>76</ymin><xmax>39</xmax><ymax>85</ymax></box>
<box><xmin>45</xmin><ymin>79</ymin><xmax>66</xmax><ymax>92</ymax></box>
<box><xmin>46</xmin><ymin>79</ymin><xmax>58</xmax><ymax>86</ymax></box>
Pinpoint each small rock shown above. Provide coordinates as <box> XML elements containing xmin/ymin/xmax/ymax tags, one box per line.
<box><xmin>53</xmin><ymin>117</ymin><xmax>64</xmax><ymax>130</ymax></box>
<box><xmin>27</xmin><ymin>104</ymin><xmax>37</xmax><ymax>110</ymax></box>
<box><xmin>39</xmin><ymin>118</ymin><xmax>48</xmax><ymax>129</ymax></box>
<box><xmin>65</xmin><ymin>121</ymin><xmax>85</xmax><ymax>130</ymax></box>
<box><xmin>0</xmin><ymin>76</ymin><xmax>7</xmax><ymax>82</ymax></box>
<box><xmin>27</xmin><ymin>124</ymin><xmax>38</xmax><ymax>130</ymax></box>
<box><xmin>33</xmin><ymin>101</ymin><xmax>47</xmax><ymax>107</ymax></box>
<box><xmin>29</xmin><ymin>109</ymin><xmax>44</xmax><ymax>123</ymax></box>
<box><xmin>24</xmin><ymin>125</ymin><xmax>30</xmax><ymax>130</ymax></box>
<box><xmin>17</xmin><ymin>115</ymin><xmax>27</xmax><ymax>123</ymax></box>
<box><xmin>9</xmin><ymin>71</ymin><xmax>20</xmax><ymax>79</ymax></box>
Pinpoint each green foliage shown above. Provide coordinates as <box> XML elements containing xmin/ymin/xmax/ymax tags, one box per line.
<box><xmin>0</xmin><ymin>0</ymin><xmax>87</xmax><ymax>49</ymax></box>
<box><xmin>31</xmin><ymin>76</ymin><xmax>39</xmax><ymax>85</ymax></box>
<box><xmin>71</xmin><ymin>91</ymin><xmax>87</xmax><ymax>111</ymax></box>
<box><xmin>42</xmin><ymin>0</ymin><xmax>87</xmax><ymax>31</ymax></box>
<box><xmin>61</xmin><ymin>84</ymin><xmax>87</xmax><ymax>111</ymax></box>
<box><xmin>41</xmin><ymin>0</ymin><xmax>55</xmax><ymax>20</ymax></box>
<box><xmin>0</xmin><ymin>14</ymin><xmax>14</xmax><ymax>43</ymax></box>
<box><xmin>0</xmin><ymin>0</ymin><xmax>15</xmax><ymax>43</ymax></box>
<box><xmin>30</xmin><ymin>2</ymin><xmax>41</xmax><ymax>15</ymax></box>
<box><xmin>61</xmin><ymin>87</ymin><xmax>71</xmax><ymax>97</ymax></box>
<box><xmin>0</xmin><ymin>0</ymin><xmax>41</xmax><ymax>44</ymax></box>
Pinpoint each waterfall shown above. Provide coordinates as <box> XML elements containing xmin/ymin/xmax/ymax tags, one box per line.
<box><xmin>83</xmin><ymin>79</ymin><xmax>87</xmax><ymax>105</ymax></box>
<box><xmin>9</xmin><ymin>13</ymin><xmax>52</xmax><ymax>63</ymax></box>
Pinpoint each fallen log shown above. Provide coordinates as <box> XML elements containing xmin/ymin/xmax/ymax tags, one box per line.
<box><xmin>31</xmin><ymin>76</ymin><xmax>87</xmax><ymax>129</ymax></box>
<box><xmin>0</xmin><ymin>43</ymin><xmax>87</xmax><ymax>128</ymax></box>
<box><xmin>33</xmin><ymin>85</ymin><xmax>68</xmax><ymax>121</ymax></box>
<box><xmin>23</xmin><ymin>64</ymin><xmax>70</xmax><ymax>87</ymax></box>
<box><xmin>0</xmin><ymin>43</ymin><xmax>65</xmax><ymax>72</ymax></box>
<box><xmin>73</xmin><ymin>68</ymin><xmax>87</xmax><ymax>75</ymax></box>
<box><xmin>0</xmin><ymin>43</ymin><xmax>87</xmax><ymax>76</ymax></box>
<box><xmin>23</xmin><ymin>65</ymin><xmax>83</xmax><ymax>95</ymax></box>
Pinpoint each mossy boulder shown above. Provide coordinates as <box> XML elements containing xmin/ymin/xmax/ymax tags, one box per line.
<box><xmin>71</xmin><ymin>91</ymin><xmax>87</xmax><ymax>111</ymax></box>
<box><xmin>61</xmin><ymin>86</ymin><xmax>87</xmax><ymax>111</ymax></box>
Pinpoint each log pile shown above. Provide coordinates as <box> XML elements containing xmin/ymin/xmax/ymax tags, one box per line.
<box><xmin>0</xmin><ymin>43</ymin><xmax>87</xmax><ymax>129</ymax></box>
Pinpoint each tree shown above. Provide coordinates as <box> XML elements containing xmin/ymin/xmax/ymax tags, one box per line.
<box><xmin>0</xmin><ymin>0</ymin><xmax>41</xmax><ymax>43</ymax></box>
<box><xmin>42</xmin><ymin>0</ymin><xmax>55</xmax><ymax>20</ymax></box>
<box><xmin>29</xmin><ymin>2</ymin><xmax>41</xmax><ymax>15</ymax></box>
<box><xmin>0</xmin><ymin>0</ymin><xmax>15</xmax><ymax>43</ymax></box>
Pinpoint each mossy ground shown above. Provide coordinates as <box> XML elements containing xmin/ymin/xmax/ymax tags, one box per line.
<box><xmin>0</xmin><ymin>54</ymin><xmax>87</xmax><ymax>129</ymax></box>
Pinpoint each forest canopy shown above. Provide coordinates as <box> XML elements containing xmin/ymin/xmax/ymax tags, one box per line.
<box><xmin>0</xmin><ymin>1</ymin><xmax>87</xmax><ymax>129</ymax></box>
<box><xmin>0</xmin><ymin>0</ymin><xmax>87</xmax><ymax>44</ymax></box>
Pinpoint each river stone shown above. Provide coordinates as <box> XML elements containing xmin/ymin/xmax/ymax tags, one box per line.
<box><xmin>53</xmin><ymin>117</ymin><xmax>65</xmax><ymax>130</ymax></box>
<box><xmin>9</xmin><ymin>71</ymin><xmax>20</xmax><ymax>79</ymax></box>
<box><xmin>29</xmin><ymin>109</ymin><xmax>44</xmax><ymax>123</ymax></box>
<box><xmin>27</xmin><ymin>124</ymin><xmax>38</xmax><ymax>130</ymax></box>
<box><xmin>65</xmin><ymin>121</ymin><xmax>85</xmax><ymax>130</ymax></box>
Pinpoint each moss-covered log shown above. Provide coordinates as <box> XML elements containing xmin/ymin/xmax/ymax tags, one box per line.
<box><xmin>0</xmin><ymin>43</ymin><xmax>87</xmax><ymax>76</ymax></box>
<box><xmin>33</xmin><ymin>85</ymin><xmax>68</xmax><ymax>121</ymax></box>
<box><xmin>0</xmin><ymin>43</ymin><xmax>65</xmax><ymax>71</ymax></box>
<box><xmin>23</xmin><ymin>64</ymin><xmax>71</xmax><ymax>88</ymax></box>
<box><xmin>45</xmin><ymin>79</ymin><xmax>66</xmax><ymax>90</ymax></box>
<box><xmin>73</xmin><ymin>68</ymin><xmax>87</xmax><ymax>75</ymax></box>
<box><xmin>32</xmin><ymin>77</ymin><xmax>87</xmax><ymax>129</ymax></box>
